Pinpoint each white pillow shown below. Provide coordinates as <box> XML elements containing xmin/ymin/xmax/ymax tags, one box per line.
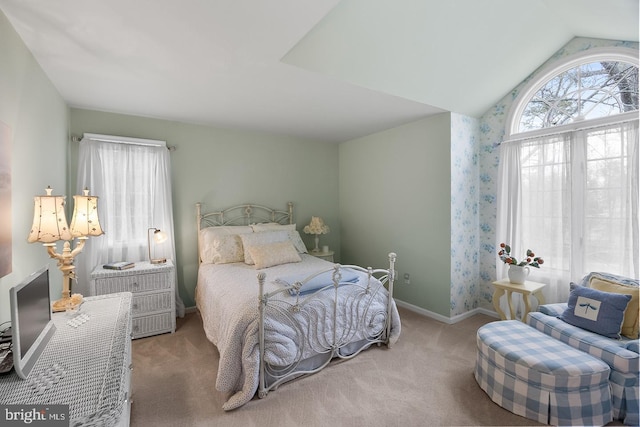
<box><xmin>249</xmin><ymin>223</ymin><xmax>307</xmax><ymax>254</ymax></box>
<box><xmin>250</xmin><ymin>223</ymin><xmax>296</xmax><ymax>232</ymax></box>
<box><xmin>211</xmin><ymin>234</ymin><xmax>245</xmax><ymax>264</ymax></box>
<box><xmin>287</xmin><ymin>230</ymin><xmax>308</xmax><ymax>254</ymax></box>
<box><xmin>240</xmin><ymin>230</ymin><xmax>290</xmax><ymax>265</ymax></box>
<box><xmin>199</xmin><ymin>226</ymin><xmax>253</xmax><ymax>264</ymax></box>
<box><xmin>247</xmin><ymin>241</ymin><xmax>302</xmax><ymax>269</ymax></box>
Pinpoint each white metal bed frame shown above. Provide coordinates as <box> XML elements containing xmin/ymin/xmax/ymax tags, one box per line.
<box><xmin>196</xmin><ymin>202</ymin><xmax>293</xmax><ymax>262</ymax></box>
<box><xmin>196</xmin><ymin>202</ymin><xmax>397</xmax><ymax>400</ymax></box>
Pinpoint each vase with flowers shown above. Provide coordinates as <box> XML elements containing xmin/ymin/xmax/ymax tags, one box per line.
<box><xmin>498</xmin><ymin>243</ymin><xmax>544</xmax><ymax>284</ymax></box>
<box><xmin>303</xmin><ymin>216</ymin><xmax>330</xmax><ymax>252</ymax></box>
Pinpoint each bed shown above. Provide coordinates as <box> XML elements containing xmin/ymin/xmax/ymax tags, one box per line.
<box><xmin>195</xmin><ymin>202</ymin><xmax>401</xmax><ymax>410</ymax></box>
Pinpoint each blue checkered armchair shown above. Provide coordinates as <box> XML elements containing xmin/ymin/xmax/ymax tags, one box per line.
<box><xmin>527</xmin><ymin>272</ymin><xmax>639</xmax><ymax>426</ymax></box>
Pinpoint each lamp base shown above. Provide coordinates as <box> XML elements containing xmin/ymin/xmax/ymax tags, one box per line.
<box><xmin>52</xmin><ymin>293</ymin><xmax>83</xmax><ymax>313</ymax></box>
<box><xmin>150</xmin><ymin>258</ymin><xmax>166</xmax><ymax>264</ymax></box>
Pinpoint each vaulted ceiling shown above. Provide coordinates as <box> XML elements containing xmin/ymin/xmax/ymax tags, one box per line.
<box><xmin>1</xmin><ymin>0</ymin><xmax>637</xmax><ymax>142</ymax></box>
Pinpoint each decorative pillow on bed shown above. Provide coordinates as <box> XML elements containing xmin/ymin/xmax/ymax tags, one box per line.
<box><xmin>210</xmin><ymin>234</ymin><xmax>245</xmax><ymax>264</ymax></box>
<box><xmin>287</xmin><ymin>231</ymin><xmax>307</xmax><ymax>254</ymax></box>
<box><xmin>590</xmin><ymin>277</ymin><xmax>639</xmax><ymax>339</ymax></box>
<box><xmin>560</xmin><ymin>283</ymin><xmax>632</xmax><ymax>339</ymax></box>
<box><xmin>250</xmin><ymin>223</ymin><xmax>295</xmax><ymax>232</ymax></box>
<box><xmin>250</xmin><ymin>224</ymin><xmax>308</xmax><ymax>254</ymax></box>
<box><xmin>247</xmin><ymin>241</ymin><xmax>301</xmax><ymax>269</ymax></box>
<box><xmin>199</xmin><ymin>226</ymin><xmax>253</xmax><ymax>264</ymax></box>
<box><xmin>240</xmin><ymin>230</ymin><xmax>290</xmax><ymax>265</ymax></box>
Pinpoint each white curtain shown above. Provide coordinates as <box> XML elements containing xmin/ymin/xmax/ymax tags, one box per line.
<box><xmin>75</xmin><ymin>136</ymin><xmax>185</xmax><ymax>317</ymax></box>
<box><xmin>497</xmin><ymin>120</ymin><xmax>639</xmax><ymax>305</ymax></box>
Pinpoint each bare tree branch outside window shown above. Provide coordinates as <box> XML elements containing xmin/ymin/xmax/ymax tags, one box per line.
<box><xmin>520</xmin><ymin>61</ymin><xmax>639</xmax><ymax>132</ymax></box>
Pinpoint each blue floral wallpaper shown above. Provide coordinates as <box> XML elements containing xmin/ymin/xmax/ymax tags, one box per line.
<box><xmin>450</xmin><ymin>113</ymin><xmax>479</xmax><ymax>316</ymax></box>
<box><xmin>475</xmin><ymin>37</ymin><xmax>639</xmax><ymax>313</ymax></box>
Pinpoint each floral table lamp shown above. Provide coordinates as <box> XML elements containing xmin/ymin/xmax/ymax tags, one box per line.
<box><xmin>304</xmin><ymin>216</ymin><xmax>329</xmax><ymax>252</ymax></box>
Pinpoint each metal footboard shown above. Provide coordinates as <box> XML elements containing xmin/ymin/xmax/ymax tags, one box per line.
<box><xmin>257</xmin><ymin>252</ymin><xmax>397</xmax><ymax>399</ymax></box>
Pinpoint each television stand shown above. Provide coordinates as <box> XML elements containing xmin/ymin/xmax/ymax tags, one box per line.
<box><xmin>0</xmin><ymin>293</ymin><xmax>132</xmax><ymax>426</ymax></box>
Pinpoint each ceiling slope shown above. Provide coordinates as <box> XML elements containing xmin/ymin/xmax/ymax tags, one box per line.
<box><xmin>283</xmin><ymin>0</ymin><xmax>640</xmax><ymax>118</ymax></box>
<box><xmin>1</xmin><ymin>0</ymin><xmax>637</xmax><ymax>142</ymax></box>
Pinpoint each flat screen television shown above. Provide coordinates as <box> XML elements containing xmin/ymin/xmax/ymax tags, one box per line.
<box><xmin>9</xmin><ymin>265</ymin><xmax>56</xmax><ymax>379</ymax></box>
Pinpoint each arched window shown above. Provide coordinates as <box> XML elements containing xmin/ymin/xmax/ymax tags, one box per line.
<box><xmin>507</xmin><ymin>47</ymin><xmax>638</xmax><ymax>137</ymax></box>
<box><xmin>497</xmin><ymin>47</ymin><xmax>639</xmax><ymax>304</ymax></box>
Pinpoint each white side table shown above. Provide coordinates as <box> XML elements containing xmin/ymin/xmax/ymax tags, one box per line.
<box><xmin>308</xmin><ymin>249</ymin><xmax>334</xmax><ymax>262</ymax></box>
<box><xmin>491</xmin><ymin>278</ymin><xmax>547</xmax><ymax>323</ymax></box>
<box><xmin>90</xmin><ymin>260</ymin><xmax>176</xmax><ymax>339</ymax></box>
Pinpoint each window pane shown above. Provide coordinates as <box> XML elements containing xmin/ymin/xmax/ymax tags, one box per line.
<box><xmin>582</xmin><ymin>120</ymin><xmax>635</xmax><ymax>277</ymax></box>
<box><xmin>516</xmin><ymin>123</ymin><xmax>637</xmax><ymax>278</ymax></box>
<box><xmin>519</xmin><ymin>61</ymin><xmax>638</xmax><ymax>132</ymax></box>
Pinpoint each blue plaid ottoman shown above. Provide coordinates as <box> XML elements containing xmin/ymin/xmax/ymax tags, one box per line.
<box><xmin>475</xmin><ymin>320</ymin><xmax>613</xmax><ymax>426</ymax></box>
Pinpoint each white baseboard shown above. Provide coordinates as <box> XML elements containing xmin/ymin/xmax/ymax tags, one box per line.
<box><xmin>186</xmin><ymin>301</ymin><xmax>500</xmax><ymax>324</ymax></box>
<box><xmin>394</xmin><ymin>299</ymin><xmax>500</xmax><ymax>325</ymax></box>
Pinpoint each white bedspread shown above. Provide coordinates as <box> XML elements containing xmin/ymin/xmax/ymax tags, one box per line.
<box><xmin>195</xmin><ymin>254</ymin><xmax>401</xmax><ymax>410</ymax></box>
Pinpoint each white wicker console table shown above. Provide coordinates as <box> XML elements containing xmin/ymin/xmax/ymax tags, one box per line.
<box><xmin>0</xmin><ymin>293</ymin><xmax>133</xmax><ymax>426</ymax></box>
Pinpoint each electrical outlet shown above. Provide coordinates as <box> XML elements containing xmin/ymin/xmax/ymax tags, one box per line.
<box><xmin>403</xmin><ymin>273</ymin><xmax>410</xmax><ymax>285</ymax></box>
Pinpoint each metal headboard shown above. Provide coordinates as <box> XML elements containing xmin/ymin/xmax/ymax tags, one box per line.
<box><xmin>196</xmin><ymin>202</ymin><xmax>294</xmax><ymax>263</ymax></box>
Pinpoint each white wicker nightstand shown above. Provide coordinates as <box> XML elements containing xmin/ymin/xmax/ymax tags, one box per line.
<box><xmin>90</xmin><ymin>260</ymin><xmax>176</xmax><ymax>339</ymax></box>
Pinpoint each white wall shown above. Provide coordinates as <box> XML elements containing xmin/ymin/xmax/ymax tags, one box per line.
<box><xmin>0</xmin><ymin>11</ymin><xmax>69</xmax><ymax>323</ymax></box>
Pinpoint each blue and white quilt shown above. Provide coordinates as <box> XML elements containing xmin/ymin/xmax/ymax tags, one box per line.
<box><xmin>195</xmin><ymin>254</ymin><xmax>401</xmax><ymax>411</ymax></box>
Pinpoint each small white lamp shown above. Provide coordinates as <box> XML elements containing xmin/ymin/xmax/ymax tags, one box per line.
<box><xmin>303</xmin><ymin>216</ymin><xmax>330</xmax><ymax>252</ymax></box>
<box><xmin>148</xmin><ymin>228</ymin><xmax>167</xmax><ymax>264</ymax></box>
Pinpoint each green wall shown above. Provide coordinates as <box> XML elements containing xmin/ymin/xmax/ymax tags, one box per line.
<box><xmin>0</xmin><ymin>11</ymin><xmax>69</xmax><ymax>323</ymax></box>
<box><xmin>339</xmin><ymin>114</ymin><xmax>452</xmax><ymax>317</ymax></box>
<box><xmin>68</xmin><ymin>109</ymin><xmax>340</xmax><ymax>308</ymax></box>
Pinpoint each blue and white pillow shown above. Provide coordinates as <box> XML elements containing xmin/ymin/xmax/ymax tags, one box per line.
<box><xmin>560</xmin><ymin>283</ymin><xmax>632</xmax><ymax>339</ymax></box>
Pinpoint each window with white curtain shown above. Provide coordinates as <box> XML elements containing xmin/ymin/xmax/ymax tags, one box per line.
<box><xmin>498</xmin><ymin>48</ymin><xmax>639</xmax><ymax>304</ymax></box>
<box><xmin>75</xmin><ymin>134</ymin><xmax>185</xmax><ymax>316</ymax></box>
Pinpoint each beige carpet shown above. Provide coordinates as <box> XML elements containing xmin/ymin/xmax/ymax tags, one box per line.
<box><xmin>128</xmin><ymin>307</ymin><xmax>602</xmax><ymax>427</ymax></box>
